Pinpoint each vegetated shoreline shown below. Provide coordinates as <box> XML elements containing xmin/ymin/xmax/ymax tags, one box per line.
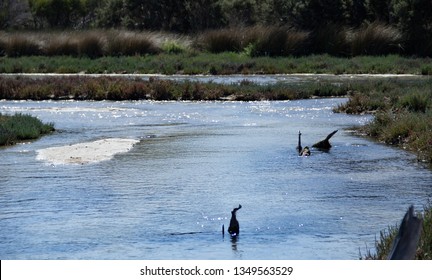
<box><xmin>1</xmin><ymin>53</ymin><xmax>432</xmax><ymax>75</ymax></box>
<box><xmin>0</xmin><ymin>113</ymin><xmax>55</xmax><ymax>146</ymax></box>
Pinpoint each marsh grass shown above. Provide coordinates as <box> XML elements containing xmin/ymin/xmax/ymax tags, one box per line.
<box><xmin>2</xmin><ymin>33</ymin><xmax>41</xmax><ymax>57</ymax></box>
<box><xmin>194</xmin><ymin>22</ymin><xmax>401</xmax><ymax>57</ymax></box>
<box><xmin>0</xmin><ymin>113</ymin><xmax>54</xmax><ymax>146</ymax></box>
<box><xmin>105</xmin><ymin>30</ymin><xmax>161</xmax><ymax>56</ymax></box>
<box><xmin>1</xmin><ymin>53</ymin><xmax>430</xmax><ymax>75</ymax></box>
<box><xmin>0</xmin><ymin>75</ymin><xmax>352</xmax><ymax>102</ymax></box>
<box><xmin>309</xmin><ymin>24</ymin><xmax>350</xmax><ymax>56</ymax></box>
<box><xmin>336</xmin><ymin>79</ymin><xmax>432</xmax><ymax>164</ymax></box>
<box><xmin>0</xmin><ymin>30</ymin><xmax>178</xmax><ymax>58</ymax></box>
<box><xmin>350</xmin><ymin>22</ymin><xmax>402</xmax><ymax>56</ymax></box>
<box><xmin>0</xmin><ymin>22</ymin><xmax>405</xmax><ymax>58</ymax></box>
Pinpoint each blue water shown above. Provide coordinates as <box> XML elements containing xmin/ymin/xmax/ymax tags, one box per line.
<box><xmin>1</xmin><ymin>98</ymin><xmax>431</xmax><ymax>259</ymax></box>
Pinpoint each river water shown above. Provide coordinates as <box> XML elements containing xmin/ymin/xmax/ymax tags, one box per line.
<box><xmin>1</xmin><ymin>98</ymin><xmax>431</xmax><ymax>259</ymax></box>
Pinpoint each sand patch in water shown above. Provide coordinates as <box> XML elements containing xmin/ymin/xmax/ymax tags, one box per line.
<box><xmin>36</xmin><ymin>138</ymin><xmax>139</xmax><ymax>165</ymax></box>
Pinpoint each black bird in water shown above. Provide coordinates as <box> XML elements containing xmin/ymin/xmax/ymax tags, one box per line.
<box><xmin>312</xmin><ymin>130</ymin><xmax>338</xmax><ymax>150</ymax></box>
<box><xmin>297</xmin><ymin>131</ymin><xmax>311</xmax><ymax>156</ymax></box>
<box><xmin>227</xmin><ymin>205</ymin><xmax>242</xmax><ymax>237</ymax></box>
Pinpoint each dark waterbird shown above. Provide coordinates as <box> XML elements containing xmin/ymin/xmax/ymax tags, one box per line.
<box><xmin>296</xmin><ymin>131</ymin><xmax>310</xmax><ymax>156</ymax></box>
<box><xmin>312</xmin><ymin>130</ymin><xmax>338</xmax><ymax>150</ymax></box>
<box><xmin>226</xmin><ymin>204</ymin><xmax>242</xmax><ymax>237</ymax></box>
<box><xmin>388</xmin><ymin>205</ymin><xmax>423</xmax><ymax>260</ymax></box>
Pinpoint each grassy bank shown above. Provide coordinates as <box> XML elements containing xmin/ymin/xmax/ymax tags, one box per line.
<box><xmin>0</xmin><ymin>75</ymin><xmax>351</xmax><ymax>101</ymax></box>
<box><xmin>335</xmin><ymin>79</ymin><xmax>432</xmax><ymax>165</ymax></box>
<box><xmin>1</xmin><ymin>53</ymin><xmax>432</xmax><ymax>75</ymax></box>
<box><xmin>0</xmin><ymin>113</ymin><xmax>55</xmax><ymax>146</ymax></box>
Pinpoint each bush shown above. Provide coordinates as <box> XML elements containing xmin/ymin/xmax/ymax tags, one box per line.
<box><xmin>44</xmin><ymin>33</ymin><xmax>79</xmax><ymax>56</ymax></box>
<box><xmin>77</xmin><ymin>32</ymin><xmax>104</xmax><ymax>58</ymax></box>
<box><xmin>195</xmin><ymin>28</ymin><xmax>243</xmax><ymax>53</ymax></box>
<box><xmin>4</xmin><ymin>34</ymin><xmax>41</xmax><ymax>57</ymax></box>
<box><xmin>398</xmin><ymin>92</ymin><xmax>431</xmax><ymax>113</ymax></box>
<box><xmin>106</xmin><ymin>31</ymin><xmax>160</xmax><ymax>56</ymax></box>
<box><xmin>252</xmin><ymin>26</ymin><xmax>308</xmax><ymax>57</ymax></box>
<box><xmin>350</xmin><ymin>22</ymin><xmax>402</xmax><ymax>56</ymax></box>
<box><xmin>161</xmin><ymin>40</ymin><xmax>186</xmax><ymax>54</ymax></box>
<box><xmin>0</xmin><ymin>113</ymin><xmax>54</xmax><ymax>146</ymax></box>
<box><xmin>309</xmin><ymin>24</ymin><xmax>350</xmax><ymax>56</ymax></box>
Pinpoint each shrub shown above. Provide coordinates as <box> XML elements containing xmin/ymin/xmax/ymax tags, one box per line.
<box><xmin>252</xmin><ymin>26</ymin><xmax>298</xmax><ymax>57</ymax></box>
<box><xmin>0</xmin><ymin>113</ymin><xmax>54</xmax><ymax>146</ymax></box>
<box><xmin>398</xmin><ymin>92</ymin><xmax>431</xmax><ymax>113</ymax></box>
<box><xmin>44</xmin><ymin>33</ymin><xmax>79</xmax><ymax>56</ymax></box>
<box><xmin>106</xmin><ymin>31</ymin><xmax>160</xmax><ymax>56</ymax></box>
<box><xmin>350</xmin><ymin>22</ymin><xmax>402</xmax><ymax>56</ymax></box>
<box><xmin>161</xmin><ymin>40</ymin><xmax>186</xmax><ymax>54</ymax></box>
<box><xmin>309</xmin><ymin>24</ymin><xmax>350</xmax><ymax>56</ymax></box>
<box><xmin>77</xmin><ymin>32</ymin><xmax>104</xmax><ymax>58</ymax></box>
<box><xmin>195</xmin><ymin>28</ymin><xmax>243</xmax><ymax>53</ymax></box>
<box><xmin>4</xmin><ymin>34</ymin><xmax>41</xmax><ymax>57</ymax></box>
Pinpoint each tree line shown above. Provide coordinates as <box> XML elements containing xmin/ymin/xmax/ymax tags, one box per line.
<box><xmin>1</xmin><ymin>0</ymin><xmax>432</xmax><ymax>56</ymax></box>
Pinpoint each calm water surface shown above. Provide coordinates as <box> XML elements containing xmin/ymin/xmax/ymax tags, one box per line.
<box><xmin>1</xmin><ymin>98</ymin><xmax>431</xmax><ymax>259</ymax></box>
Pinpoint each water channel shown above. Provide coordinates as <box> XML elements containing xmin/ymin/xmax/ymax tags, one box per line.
<box><xmin>1</xmin><ymin>81</ymin><xmax>431</xmax><ymax>259</ymax></box>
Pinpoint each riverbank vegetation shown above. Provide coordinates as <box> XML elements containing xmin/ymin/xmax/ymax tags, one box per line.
<box><xmin>335</xmin><ymin>79</ymin><xmax>432</xmax><ymax>165</ymax></box>
<box><xmin>1</xmin><ymin>53</ymin><xmax>432</xmax><ymax>75</ymax></box>
<box><xmin>0</xmin><ymin>113</ymin><xmax>54</xmax><ymax>146</ymax></box>
<box><xmin>0</xmin><ymin>75</ymin><xmax>350</xmax><ymax>101</ymax></box>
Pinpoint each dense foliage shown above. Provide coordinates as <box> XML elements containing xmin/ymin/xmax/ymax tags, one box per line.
<box><xmin>0</xmin><ymin>113</ymin><xmax>54</xmax><ymax>146</ymax></box>
<box><xmin>1</xmin><ymin>0</ymin><xmax>432</xmax><ymax>56</ymax></box>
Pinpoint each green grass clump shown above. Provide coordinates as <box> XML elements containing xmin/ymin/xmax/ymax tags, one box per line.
<box><xmin>1</xmin><ymin>53</ymin><xmax>431</xmax><ymax>75</ymax></box>
<box><xmin>336</xmin><ymin>78</ymin><xmax>432</xmax><ymax>164</ymax></box>
<box><xmin>0</xmin><ymin>113</ymin><xmax>54</xmax><ymax>146</ymax></box>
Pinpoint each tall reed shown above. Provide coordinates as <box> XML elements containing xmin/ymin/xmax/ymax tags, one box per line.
<box><xmin>350</xmin><ymin>22</ymin><xmax>402</xmax><ymax>56</ymax></box>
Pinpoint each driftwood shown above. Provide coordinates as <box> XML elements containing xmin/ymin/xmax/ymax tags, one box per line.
<box><xmin>388</xmin><ymin>205</ymin><xmax>423</xmax><ymax>260</ymax></box>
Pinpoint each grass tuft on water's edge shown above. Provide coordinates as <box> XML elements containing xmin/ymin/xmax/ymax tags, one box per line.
<box><xmin>0</xmin><ymin>113</ymin><xmax>55</xmax><ymax>146</ymax></box>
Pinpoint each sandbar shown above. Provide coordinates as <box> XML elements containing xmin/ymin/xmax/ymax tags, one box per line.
<box><xmin>36</xmin><ymin>138</ymin><xmax>139</xmax><ymax>165</ymax></box>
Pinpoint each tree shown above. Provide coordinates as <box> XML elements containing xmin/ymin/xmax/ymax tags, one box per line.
<box><xmin>367</xmin><ymin>0</ymin><xmax>393</xmax><ymax>23</ymax></box>
<box><xmin>0</xmin><ymin>0</ymin><xmax>33</xmax><ymax>29</ymax></box>
<box><xmin>29</xmin><ymin>0</ymin><xmax>82</xmax><ymax>28</ymax></box>
<box><xmin>290</xmin><ymin>0</ymin><xmax>349</xmax><ymax>29</ymax></box>
<box><xmin>392</xmin><ymin>0</ymin><xmax>432</xmax><ymax>56</ymax></box>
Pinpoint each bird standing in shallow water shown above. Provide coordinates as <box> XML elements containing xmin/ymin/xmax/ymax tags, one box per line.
<box><xmin>297</xmin><ymin>131</ymin><xmax>311</xmax><ymax>156</ymax></box>
<box><xmin>228</xmin><ymin>205</ymin><xmax>242</xmax><ymax>237</ymax></box>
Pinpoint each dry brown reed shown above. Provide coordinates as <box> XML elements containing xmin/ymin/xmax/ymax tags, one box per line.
<box><xmin>350</xmin><ymin>22</ymin><xmax>402</xmax><ymax>56</ymax></box>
